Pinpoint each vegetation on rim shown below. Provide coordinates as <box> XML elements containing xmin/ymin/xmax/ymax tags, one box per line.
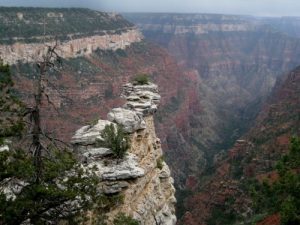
<box><xmin>97</xmin><ymin>124</ymin><xmax>130</xmax><ymax>159</ymax></box>
<box><xmin>250</xmin><ymin>137</ymin><xmax>300</xmax><ymax>225</ymax></box>
<box><xmin>0</xmin><ymin>55</ymin><xmax>123</xmax><ymax>224</ymax></box>
<box><xmin>132</xmin><ymin>74</ymin><xmax>150</xmax><ymax>85</ymax></box>
<box><xmin>0</xmin><ymin>7</ymin><xmax>134</xmax><ymax>44</ymax></box>
<box><xmin>113</xmin><ymin>213</ymin><xmax>140</xmax><ymax>225</ymax></box>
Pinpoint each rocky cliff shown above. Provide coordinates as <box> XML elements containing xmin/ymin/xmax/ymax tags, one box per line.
<box><xmin>262</xmin><ymin>16</ymin><xmax>300</xmax><ymax>38</ymax></box>
<box><xmin>124</xmin><ymin>13</ymin><xmax>300</xmax><ymax>221</ymax></box>
<box><xmin>124</xmin><ymin>12</ymin><xmax>300</xmax><ymax>180</ymax></box>
<box><xmin>0</xmin><ymin>8</ymin><xmax>142</xmax><ymax>64</ymax></box>
<box><xmin>0</xmin><ymin>29</ymin><xmax>142</xmax><ymax>65</ymax></box>
<box><xmin>4</xmin><ymin>8</ymin><xmax>300</xmax><ymax>222</ymax></box>
<box><xmin>5</xmin><ymin>9</ymin><xmax>199</xmax><ymax>189</ymax></box>
<box><xmin>71</xmin><ymin>82</ymin><xmax>176</xmax><ymax>225</ymax></box>
<box><xmin>180</xmin><ymin>66</ymin><xmax>300</xmax><ymax>225</ymax></box>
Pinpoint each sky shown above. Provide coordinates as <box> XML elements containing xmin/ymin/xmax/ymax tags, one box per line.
<box><xmin>1</xmin><ymin>0</ymin><xmax>300</xmax><ymax>17</ymax></box>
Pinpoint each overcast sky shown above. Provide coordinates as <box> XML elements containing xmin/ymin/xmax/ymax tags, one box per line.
<box><xmin>1</xmin><ymin>0</ymin><xmax>299</xmax><ymax>17</ymax></box>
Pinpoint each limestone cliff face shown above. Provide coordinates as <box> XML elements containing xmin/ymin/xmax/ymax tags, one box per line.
<box><xmin>71</xmin><ymin>83</ymin><xmax>176</xmax><ymax>225</ymax></box>
<box><xmin>0</xmin><ymin>29</ymin><xmax>143</xmax><ymax>65</ymax></box>
<box><xmin>0</xmin><ymin>7</ymin><xmax>142</xmax><ymax>65</ymax></box>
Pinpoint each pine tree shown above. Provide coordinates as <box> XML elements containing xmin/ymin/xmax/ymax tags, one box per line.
<box><xmin>0</xmin><ymin>50</ymin><xmax>119</xmax><ymax>224</ymax></box>
<box><xmin>97</xmin><ymin>124</ymin><xmax>130</xmax><ymax>159</ymax></box>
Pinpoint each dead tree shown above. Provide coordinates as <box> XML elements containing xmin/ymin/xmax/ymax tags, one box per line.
<box><xmin>30</xmin><ymin>42</ymin><xmax>62</xmax><ymax>184</ymax></box>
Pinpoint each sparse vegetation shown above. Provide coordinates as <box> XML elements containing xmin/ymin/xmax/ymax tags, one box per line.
<box><xmin>97</xmin><ymin>124</ymin><xmax>130</xmax><ymax>159</ymax></box>
<box><xmin>156</xmin><ymin>156</ymin><xmax>164</xmax><ymax>170</ymax></box>
<box><xmin>133</xmin><ymin>74</ymin><xmax>150</xmax><ymax>85</ymax></box>
<box><xmin>115</xmin><ymin>48</ymin><xmax>128</xmax><ymax>57</ymax></box>
<box><xmin>0</xmin><ymin>59</ymin><xmax>25</xmax><ymax>141</ymax></box>
<box><xmin>113</xmin><ymin>213</ymin><xmax>139</xmax><ymax>225</ymax></box>
<box><xmin>250</xmin><ymin>137</ymin><xmax>300</xmax><ymax>225</ymax></box>
<box><xmin>206</xmin><ymin>207</ymin><xmax>237</xmax><ymax>225</ymax></box>
<box><xmin>0</xmin><ymin>8</ymin><xmax>134</xmax><ymax>44</ymax></box>
<box><xmin>0</xmin><ymin>60</ymin><xmax>117</xmax><ymax>224</ymax></box>
<box><xmin>89</xmin><ymin>118</ymin><xmax>100</xmax><ymax>126</ymax></box>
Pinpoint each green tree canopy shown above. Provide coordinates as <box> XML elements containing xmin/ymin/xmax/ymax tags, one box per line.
<box><xmin>97</xmin><ymin>124</ymin><xmax>130</xmax><ymax>159</ymax></box>
<box><xmin>0</xmin><ymin>60</ymin><xmax>120</xmax><ymax>224</ymax></box>
<box><xmin>251</xmin><ymin>137</ymin><xmax>300</xmax><ymax>225</ymax></box>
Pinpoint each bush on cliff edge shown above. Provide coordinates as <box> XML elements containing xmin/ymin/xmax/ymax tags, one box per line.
<box><xmin>132</xmin><ymin>74</ymin><xmax>149</xmax><ymax>85</ymax></box>
<box><xmin>97</xmin><ymin>124</ymin><xmax>130</xmax><ymax>159</ymax></box>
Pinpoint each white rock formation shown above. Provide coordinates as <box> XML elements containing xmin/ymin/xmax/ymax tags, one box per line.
<box><xmin>89</xmin><ymin>153</ymin><xmax>145</xmax><ymax>181</ymax></box>
<box><xmin>71</xmin><ymin>82</ymin><xmax>176</xmax><ymax>225</ymax></box>
<box><xmin>0</xmin><ymin>178</ymin><xmax>28</xmax><ymax>201</ymax></box>
<box><xmin>71</xmin><ymin>120</ymin><xmax>113</xmax><ymax>145</ymax></box>
<box><xmin>107</xmin><ymin>107</ymin><xmax>146</xmax><ymax>133</ymax></box>
<box><xmin>122</xmin><ymin>83</ymin><xmax>161</xmax><ymax>115</ymax></box>
<box><xmin>0</xmin><ymin>145</ymin><xmax>9</xmax><ymax>152</ymax></box>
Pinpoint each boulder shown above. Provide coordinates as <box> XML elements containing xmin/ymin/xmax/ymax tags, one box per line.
<box><xmin>0</xmin><ymin>145</ymin><xmax>9</xmax><ymax>152</ymax></box>
<box><xmin>87</xmin><ymin>153</ymin><xmax>145</xmax><ymax>181</ymax></box>
<box><xmin>107</xmin><ymin>107</ymin><xmax>146</xmax><ymax>133</ymax></box>
<box><xmin>71</xmin><ymin>120</ymin><xmax>113</xmax><ymax>145</ymax></box>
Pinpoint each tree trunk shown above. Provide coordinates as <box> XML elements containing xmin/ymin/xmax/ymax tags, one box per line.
<box><xmin>32</xmin><ymin>65</ymin><xmax>44</xmax><ymax>184</ymax></box>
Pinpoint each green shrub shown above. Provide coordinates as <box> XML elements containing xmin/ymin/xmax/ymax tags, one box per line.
<box><xmin>113</xmin><ymin>213</ymin><xmax>139</xmax><ymax>225</ymax></box>
<box><xmin>133</xmin><ymin>74</ymin><xmax>149</xmax><ymax>85</ymax></box>
<box><xmin>250</xmin><ymin>137</ymin><xmax>300</xmax><ymax>225</ymax></box>
<box><xmin>115</xmin><ymin>48</ymin><xmax>127</xmax><ymax>57</ymax></box>
<box><xmin>156</xmin><ymin>156</ymin><xmax>164</xmax><ymax>170</ymax></box>
<box><xmin>0</xmin><ymin>59</ymin><xmax>25</xmax><ymax>140</ymax></box>
<box><xmin>97</xmin><ymin>124</ymin><xmax>130</xmax><ymax>159</ymax></box>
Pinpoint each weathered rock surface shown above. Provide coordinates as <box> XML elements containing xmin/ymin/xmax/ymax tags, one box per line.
<box><xmin>71</xmin><ymin>120</ymin><xmax>112</xmax><ymax>145</ymax></box>
<box><xmin>0</xmin><ymin>29</ymin><xmax>143</xmax><ymax>65</ymax></box>
<box><xmin>107</xmin><ymin>107</ymin><xmax>146</xmax><ymax>133</ymax></box>
<box><xmin>82</xmin><ymin>147</ymin><xmax>113</xmax><ymax>159</ymax></box>
<box><xmin>72</xmin><ymin>82</ymin><xmax>176</xmax><ymax>225</ymax></box>
<box><xmin>0</xmin><ymin>145</ymin><xmax>9</xmax><ymax>152</ymax></box>
<box><xmin>122</xmin><ymin>83</ymin><xmax>161</xmax><ymax>115</ymax></box>
<box><xmin>108</xmin><ymin>117</ymin><xmax>176</xmax><ymax>225</ymax></box>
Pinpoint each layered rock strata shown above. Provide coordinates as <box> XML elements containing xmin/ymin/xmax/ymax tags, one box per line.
<box><xmin>124</xmin><ymin>12</ymin><xmax>300</xmax><ymax>185</ymax></box>
<box><xmin>71</xmin><ymin>83</ymin><xmax>176</xmax><ymax>225</ymax></box>
<box><xmin>0</xmin><ymin>29</ymin><xmax>143</xmax><ymax>65</ymax></box>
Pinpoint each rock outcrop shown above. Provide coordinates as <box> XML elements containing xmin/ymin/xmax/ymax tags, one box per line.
<box><xmin>0</xmin><ymin>29</ymin><xmax>143</xmax><ymax>65</ymax></box>
<box><xmin>0</xmin><ymin>7</ymin><xmax>143</xmax><ymax>65</ymax></box>
<box><xmin>107</xmin><ymin>108</ymin><xmax>146</xmax><ymax>133</ymax></box>
<box><xmin>0</xmin><ymin>144</ymin><xmax>9</xmax><ymax>152</ymax></box>
<box><xmin>71</xmin><ymin>82</ymin><xmax>176</xmax><ymax>225</ymax></box>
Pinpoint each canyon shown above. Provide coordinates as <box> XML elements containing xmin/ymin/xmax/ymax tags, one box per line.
<box><xmin>1</xmin><ymin>7</ymin><xmax>300</xmax><ymax>224</ymax></box>
<box><xmin>180</xmin><ymin>65</ymin><xmax>300</xmax><ymax>225</ymax></box>
<box><xmin>124</xmin><ymin>14</ymin><xmax>299</xmax><ymax>224</ymax></box>
<box><xmin>124</xmin><ymin>13</ymin><xmax>300</xmax><ymax>176</ymax></box>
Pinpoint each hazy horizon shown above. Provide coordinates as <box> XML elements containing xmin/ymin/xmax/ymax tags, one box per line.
<box><xmin>0</xmin><ymin>0</ymin><xmax>300</xmax><ymax>18</ymax></box>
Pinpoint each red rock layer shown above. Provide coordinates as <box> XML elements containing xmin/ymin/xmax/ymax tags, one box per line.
<box><xmin>180</xmin><ymin>67</ymin><xmax>300</xmax><ymax>225</ymax></box>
